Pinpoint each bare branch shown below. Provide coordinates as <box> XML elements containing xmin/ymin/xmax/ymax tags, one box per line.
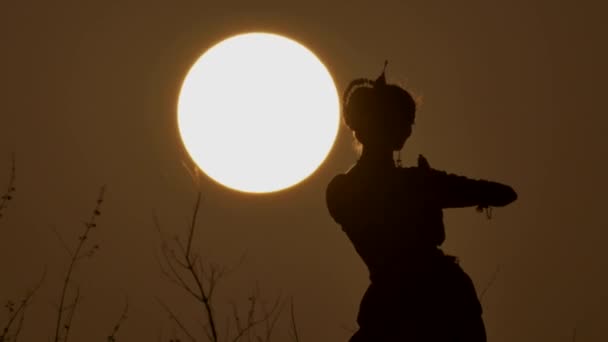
<box><xmin>50</xmin><ymin>225</ymin><xmax>74</xmax><ymax>257</ymax></box>
<box><xmin>53</xmin><ymin>186</ymin><xmax>106</xmax><ymax>342</ymax></box>
<box><xmin>230</xmin><ymin>289</ymin><xmax>283</xmax><ymax>342</ymax></box>
<box><xmin>289</xmin><ymin>298</ymin><xmax>300</xmax><ymax>342</ymax></box>
<box><xmin>231</xmin><ymin>302</ymin><xmax>244</xmax><ymax>337</ymax></box>
<box><xmin>479</xmin><ymin>264</ymin><xmax>501</xmax><ymax>301</ymax></box>
<box><xmin>156</xmin><ymin>191</ymin><xmax>296</xmax><ymax>342</ymax></box>
<box><xmin>160</xmin><ymin>245</ymin><xmax>201</xmax><ymax>301</ymax></box>
<box><xmin>156</xmin><ymin>191</ymin><xmax>220</xmax><ymax>341</ymax></box>
<box><xmin>106</xmin><ymin>298</ymin><xmax>129</xmax><ymax>342</ymax></box>
<box><xmin>0</xmin><ymin>153</ymin><xmax>16</xmax><ymax>221</ymax></box>
<box><xmin>11</xmin><ymin>308</ymin><xmax>25</xmax><ymax>342</ymax></box>
<box><xmin>181</xmin><ymin>159</ymin><xmax>202</xmax><ymax>189</ymax></box>
<box><xmin>261</xmin><ymin>297</ymin><xmax>283</xmax><ymax>342</ymax></box>
<box><xmin>152</xmin><ymin>209</ymin><xmax>162</xmax><ymax>235</ymax></box>
<box><xmin>156</xmin><ymin>299</ymin><xmax>196</xmax><ymax>342</ymax></box>
<box><xmin>201</xmin><ymin>323</ymin><xmax>214</xmax><ymax>342</ymax></box>
<box><xmin>0</xmin><ymin>268</ymin><xmax>46</xmax><ymax>342</ymax></box>
<box><xmin>186</xmin><ymin>192</ymin><xmax>203</xmax><ymax>258</ymax></box>
<box><xmin>62</xmin><ymin>287</ymin><xmax>80</xmax><ymax>342</ymax></box>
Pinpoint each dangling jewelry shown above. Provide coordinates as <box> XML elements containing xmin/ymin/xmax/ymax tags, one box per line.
<box><xmin>485</xmin><ymin>207</ymin><xmax>493</xmax><ymax>220</ymax></box>
<box><xmin>476</xmin><ymin>205</ymin><xmax>493</xmax><ymax>220</ymax></box>
<box><xmin>394</xmin><ymin>150</ymin><xmax>402</xmax><ymax>167</ymax></box>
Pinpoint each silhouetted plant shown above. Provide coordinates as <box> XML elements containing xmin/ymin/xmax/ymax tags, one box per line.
<box><xmin>0</xmin><ymin>155</ymin><xmax>46</xmax><ymax>342</ymax></box>
<box><xmin>479</xmin><ymin>264</ymin><xmax>502</xmax><ymax>302</ymax></box>
<box><xmin>0</xmin><ymin>271</ymin><xmax>45</xmax><ymax>342</ymax></box>
<box><xmin>0</xmin><ymin>153</ymin><xmax>16</xmax><ymax>221</ymax></box>
<box><xmin>106</xmin><ymin>299</ymin><xmax>129</xmax><ymax>342</ymax></box>
<box><xmin>156</xmin><ymin>191</ymin><xmax>300</xmax><ymax>342</ymax></box>
<box><xmin>288</xmin><ymin>298</ymin><xmax>300</xmax><ymax>342</ymax></box>
<box><xmin>52</xmin><ymin>186</ymin><xmax>106</xmax><ymax>342</ymax></box>
<box><xmin>2</xmin><ymin>154</ymin><xmax>303</xmax><ymax>341</ymax></box>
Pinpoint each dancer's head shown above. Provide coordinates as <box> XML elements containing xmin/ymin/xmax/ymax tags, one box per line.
<box><xmin>343</xmin><ymin>63</ymin><xmax>416</xmax><ymax>152</ymax></box>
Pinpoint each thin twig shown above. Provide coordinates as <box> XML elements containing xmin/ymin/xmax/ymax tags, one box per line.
<box><xmin>479</xmin><ymin>264</ymin><xmax>501</xmax><ymax>301</ymax></box>
<box><xmin>156</xmin><ymin>299</ymin><xmax>196</xmax><ymax>342</ymax></box>
<box><xmin>0</xmin><ymin>153</ymin><xmax>16</xmax><ymax>221</ymax></box>
<box><xmin>106</xmin><ymin>298</ymin><xmax>129</xmax><ymax>342</ymax></box>
<box><xmin>230</xmin><ymin>289</ymin><xmax>283</xmax><ymax>342</ymax></box>
<box><xmin>0</xmin><ymin>268</ymin><xmax>46</xmax><ymax>342</ymax></box>
<box><xmin>62</xmin><ymin>288</ymin><xmax>80</xmax><ymax>342</ymax></box>
<box><xmin>160</xmin><ymin>244</ymin><xmax>201</xmax><ymax>301</ymax></box>
<box><xmin>157</xmin><ymin>191</ymin><xmax>219</xmax><ymax>341</ymax></box>
<box><xmin>157</xmin><ymin>191</ymin><xmax>291</xmax><ymax>342</ymax></box>
<box><xmin>50</xmin><ymin>225</ymin><xmax>74</xmax><ymax>257</ymax></box>
<box><xmin>53</xmin><ymin>186</ymin><xmax>106</xmax><ymax>342</ymax></box>
<box><xmin>289</xmin><ymin>298</ymin><xmax>300</xmax><ymax>342</ymax></box>
<box><xmin>11</xmin><ymin>308</ymin><xmax>25</xmax><ymax>342</ymax></box>
<box><xmin>186</xmin><ymin>192</ymin><xmax>202</xmax><ymax>257</ymax></box>
<box><xmin>181</xmin><ymin>191</ymin><xmax>218</xmax><ymax>341</ymax></box>
<box><xmin>261</xmin><ymin>296</ymin><xmax>284</xmax><ymax>342</ymax></box>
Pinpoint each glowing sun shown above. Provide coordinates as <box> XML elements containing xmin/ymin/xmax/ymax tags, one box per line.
<box><xmin>177</xmin><ymin>33</ymin><xmax>340</xmax><ymax>193</ymax></box>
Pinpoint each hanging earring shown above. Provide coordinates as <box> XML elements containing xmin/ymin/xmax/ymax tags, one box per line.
<box><xmin>476</xmin><ymin>205</ymin><xmax>493</xmax><ymax>220</ymax></box>
<box><xmin>394</xmin><ymin>150</ymin><xmax>402</xmax><ymax>167</ymax></box>
<box><xmin>485</xmin><ymin>207</ymin><xmax>493</xmax><ymax>220</ymax></box>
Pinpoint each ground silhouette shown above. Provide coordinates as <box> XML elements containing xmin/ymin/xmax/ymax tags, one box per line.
<box><xmin>326</xmin><ymin>64</ymin><xmax>517</xmax><ymax>341</ymax></box>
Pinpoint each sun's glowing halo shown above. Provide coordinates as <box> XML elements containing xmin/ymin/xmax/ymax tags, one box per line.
<box><xmin>177</xmin><ymin>33</ymin><xmax>340</xmax><ymax>193</ymax></box>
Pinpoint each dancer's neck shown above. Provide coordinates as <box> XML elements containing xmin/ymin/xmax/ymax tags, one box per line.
<box><xmin>358</xmin><ymin>147</ymin><xmax>396</xmax><ymax>170</ymax></box>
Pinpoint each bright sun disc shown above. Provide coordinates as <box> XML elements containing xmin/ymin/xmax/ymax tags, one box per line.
<box><xmin>178</xmin><ymin>33</ymin><xmax>340</xmax><ymax>193</ymax></box>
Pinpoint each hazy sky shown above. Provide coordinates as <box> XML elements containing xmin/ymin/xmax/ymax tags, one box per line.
<box><xmin>1</xmin><ymin>1</ymin><xmax>607</xmax><ymax>341</ymax></box>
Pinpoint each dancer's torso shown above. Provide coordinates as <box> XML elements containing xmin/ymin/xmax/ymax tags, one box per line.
<box><xmin>326</xmin><ymin>165</ymin><xmax>447</xmax><ymax>281</ymax></box>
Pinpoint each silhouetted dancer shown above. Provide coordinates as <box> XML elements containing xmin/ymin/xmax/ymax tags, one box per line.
<box><xmin>326</xmin><ymin>64</ymin><xmax>517</xmax><ymax>341</ymax></box>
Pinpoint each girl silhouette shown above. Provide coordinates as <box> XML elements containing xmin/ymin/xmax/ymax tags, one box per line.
<box><xmin>326</xmin><ymin>65</ymin><xmax>517</xmax><ymax>341</ymax></box>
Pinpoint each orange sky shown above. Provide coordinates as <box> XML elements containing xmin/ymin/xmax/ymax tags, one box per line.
<box><xmin>1</xmin><ymin>1</ymin><xmax>607</xmax><ymax>341</ymax></box>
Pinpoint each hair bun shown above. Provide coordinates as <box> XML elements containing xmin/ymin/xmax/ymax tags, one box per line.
<box><xmin>342</xmin><ymin>64</ymin><xmax>416</xmax><ymax>147</ymax></box>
